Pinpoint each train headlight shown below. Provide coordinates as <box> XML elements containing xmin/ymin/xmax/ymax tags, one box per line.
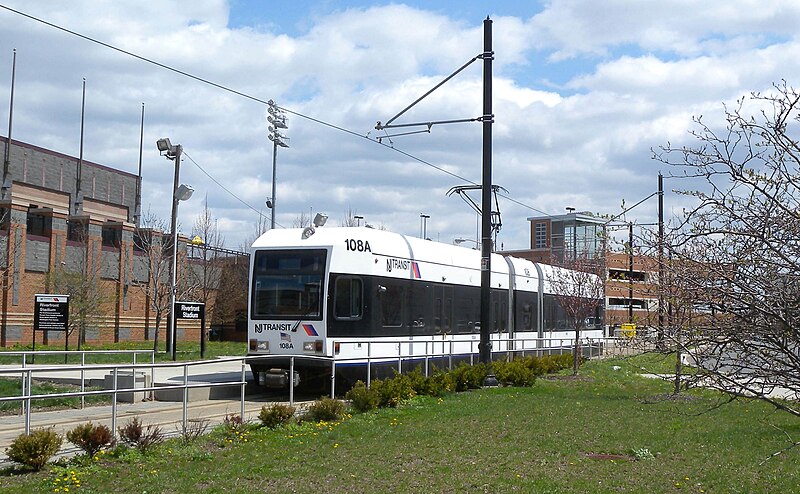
<box><xmin>303</xmin><ymin>340</ymin><xmax>324</xmax><ymax>353</ymax></box>
<box><xmin>250</xmin><ymin>339</ymin><xmax>269</xmax><ymax>352</ymax></box>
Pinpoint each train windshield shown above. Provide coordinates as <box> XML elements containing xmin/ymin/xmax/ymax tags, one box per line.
<box><xmin>251</xmin><ymin>249</ymin><xmax>327</xmax><ymax>320</ymax></box>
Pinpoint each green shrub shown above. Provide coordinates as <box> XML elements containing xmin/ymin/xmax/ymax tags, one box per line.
<box><xmin>259</xmin><ymin>403</ymin><xmax>296</xmax><ymax>428</ymax></box>
<box><xmin>370</xmin><ymin>375</ymin><xmax>416</xmax><ymax>408</ymax></box>
<box><xmin>6</xmin><ymin>427</ymin><xmax>62</xmax><ymax>471</ymax></box>
<box><xmin>527</xmin><ymin>353</ymin><xmax>575</xmax><ymax>375</ymax></box>
<box><xmin>306</xmin><ymin>397</ymin><xmax>346</xmax><ymax>422</ymax></box>
<box><xmin>449</xmin><ymin>362</ymin><xmax>487</xmax><ymax>391</ymax></box>
<box><xmin>345</xmin><ymin>381</ymin><xmax>380</xmax><ymax>413</ymax></box>
<box><xmin>219</xmin><ymin>413</ymin><xmax>250</xmax><ymax>444</ymax></box>
<box><xmin>418</xmin><ymin>368</ymin><xmax>455</xmax><ymax>397</ymax></box>
<box><xmin>118</xmin><ymin>417</ymin><xmax>164</xmax><ymax>453</ymax></box>
<box><xmin>66</xmin><ymin>422</ymin><xmax>115</xmax><ymax>456</ymax></box>
<box><xmin>493</xmin><ymin>358</ymin><xmax>536</xmax><ymax>387</ymax></box>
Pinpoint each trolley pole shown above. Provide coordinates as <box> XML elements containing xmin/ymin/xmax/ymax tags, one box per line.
<box><xmin>479</xmin><ymin>18</ymin><xmax>497</xmax><ymax>386</ymax></box>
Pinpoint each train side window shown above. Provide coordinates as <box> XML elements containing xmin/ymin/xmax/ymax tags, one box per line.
<box><xmin>334</xmin><ymin>277</ymin><xmax>363</xmax><ymax>320</ymax></box>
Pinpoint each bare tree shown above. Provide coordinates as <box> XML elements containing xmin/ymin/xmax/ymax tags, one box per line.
<box><xmin>240</xmin><ymin>213</ymin><xmax>269</xmax><ymax>252</ymax></box>
<box><xmin>292</xmin><ymin>211</ymin><xmax>311</xmax><ymax>228</ymax></box>
<box><xmin>46</xmin><ymin>267</ymin><xmax>109</xmax><ymax>348</ymax></box>
<box><xmin>340</xmin><ymin>206</ymin><xmax>360</xmax><ymax>227</ymax></box>
<box><xmin>653</xmin><ymin>81</ymin><xmax>800</xmax><ymax>419</ymax></box>
<box><xmin>190</xmin><ymin>198</ymin><xmax>225</xmax><ymax>309</ymax></box>
<box><xmin>134</xmin><ymin>210</ymin><xmax>172</xmax><ymax>352</ymax></box>
<box><xmin>46</xmin><ymin>223</ymin><xmax>109</xmax><ymax>348</ymax></box>
<box><xmin>545</xmin><ymin>254</ymin><xmax>605</xmax><ymax>375</ymax></box>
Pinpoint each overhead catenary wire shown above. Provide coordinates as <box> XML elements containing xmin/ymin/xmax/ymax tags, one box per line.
<box><xmin>182</xmin><ymin>151</ymin><xmax>285</xmax><ymax>229</ymax></box>
<box><xmin>0</xmin><ymin>3</ymin><xmax>553</xmax><ymax>219</ymax></box>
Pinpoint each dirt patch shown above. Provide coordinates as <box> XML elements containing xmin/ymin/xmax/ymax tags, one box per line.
<box><xmin>640</xmin><ymin>393</ymin><xmax>699</xmax><ymax>404</ymax></box>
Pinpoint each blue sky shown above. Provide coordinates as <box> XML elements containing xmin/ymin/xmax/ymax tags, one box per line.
<box><xmin>2</xmin><ymin>1</ymin><xmax>800</xmax><ymax>251</ymax></box>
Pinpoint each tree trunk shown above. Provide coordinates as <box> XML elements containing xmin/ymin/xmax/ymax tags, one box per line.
<box><xmin>573</xmin><ymin>327</ymin><xmax>580</xmax><ymax>376</ymax></box>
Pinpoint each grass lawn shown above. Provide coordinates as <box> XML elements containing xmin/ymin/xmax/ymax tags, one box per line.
<box><xmin>0</xmin><ymin>355</ymin><xmax>797</xmax><ymax>493</ymax></box>
<box><xmin>0</xmin><ymin>341</ymin><xmax>248</xmax><ymax>366</ymax></box>
<box><xmin>0</xmin><ymin>379</ymin><xmax>109</xmax><ymax>413</ymax></box>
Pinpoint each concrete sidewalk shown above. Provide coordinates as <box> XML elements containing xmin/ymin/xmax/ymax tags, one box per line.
<box><xmin>0</xmin><ymin>356</ymin><xmax>255</xmax><ymax>402</ymax></box>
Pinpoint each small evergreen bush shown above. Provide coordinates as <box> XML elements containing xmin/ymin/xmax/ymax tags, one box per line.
<box><xmin>6</xmin><ymin>427</ymin><xmax>62</xmax><ymax>471</ymax></box>
<box><xmin>449</xmin><ymin>362</ymin><xmax>488</xmax><ymax>391</ymax></box>
<box><xmin>345</xmin><ymin>381</ymin><xmax>380</xmax><ymax>412</ymax></box>
<box><xmin>493</xmin><ymin>358</ymin><xmax>536</xmax><ymax>387</ymax></box>
<box><xmin>418</xmin><ymin>368</ymin><xmax>455</xmax><ymax>397</ymax></box>
<box><xmin>370</xmin><ymin>375</ymin><xmax>416</xmax><ymax>407</ymax></box>
<box><xmin>66</xmin><ymin>422</ymin><xmax>115</xmax><ymax>456</ymax></box>
<box><xmin>306</xmin><ymin>397</ymin><xmax>346</xmax><ymax>422</ymax></box>
<box><xmin>259</xmin><ymin>403</ymin><xmax>296</xmax><ymax>428</ymax></box>
<box><xmin>118</xmin><ymin>417</ymin><xmax>164</xmax><ymax>453</ymax></box>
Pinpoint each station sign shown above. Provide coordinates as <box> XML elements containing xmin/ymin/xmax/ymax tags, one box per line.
<box><xmin>34</xmin><ymin>294</ymin><xmax>70</xmax><ymax>332</ymax></box>
<box><xmin>174</xmin><ymin>301</ymin><xmax>205</xmax><ymax>320</ymax></box>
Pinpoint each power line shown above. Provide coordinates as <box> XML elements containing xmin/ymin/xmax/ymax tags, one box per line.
<box><xmin>0</xmin><ymin>3</ymin><xmax>553</xmax><ymax>218</ymax></box>
<box><xmin>182</xmin><ymin>151</ymin><xmax>286</xmax><ymax>229</ymax></box>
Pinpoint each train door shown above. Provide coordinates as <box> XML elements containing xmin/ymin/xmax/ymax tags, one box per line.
<box><xmin>433</xmin><ymin>285</ymin><xmax>453</xmax><ymax>355</ymax></box>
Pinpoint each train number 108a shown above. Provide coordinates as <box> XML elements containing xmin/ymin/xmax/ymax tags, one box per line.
<box><xmin>345</xmin><ymin>239</ymin><xmax>371</xmax><ymax>252</ymax></box>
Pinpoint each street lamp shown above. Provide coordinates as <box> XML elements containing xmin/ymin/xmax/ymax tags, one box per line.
<box><xmin>157</xmin><ymin>138</ymin><xmax>193</xmax><ymax>360</ymax></box>
<box><xmin>267</xmin><ymin>100</ymin><xmax>289</xmax><ymax>230</ymax></box>
<box><xmin>420</xmin><ymin>213</ymin><xmax>430</xmax><ymax>239</ymax></box>
<box><xmin>454</xmin><ymin>237</ymin><xmax>479</xmax><ymax>249</ymax></box>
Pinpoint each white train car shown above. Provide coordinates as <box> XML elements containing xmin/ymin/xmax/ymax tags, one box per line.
<box><xmin>247</xmin><ymin>225</ymin><xmax>603</xmax><ymax>388</ymax></box>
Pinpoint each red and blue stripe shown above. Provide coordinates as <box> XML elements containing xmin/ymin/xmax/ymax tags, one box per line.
<box><xmin>302</xmin><ymin>324</ymin><xmax>318</xmax><ymax>336</ymax></box>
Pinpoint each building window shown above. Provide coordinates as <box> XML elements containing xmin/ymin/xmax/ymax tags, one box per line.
<box><xmin>535</xmin><ymin>222</ymin><xmax>547</xmax><ymax>249</ymax></box>
<box><xmin>67</xmin><ymin>219</ymin><xmax>88</xmax><ymax>242</ymax></box>
<box><xmin>102</xmin><ymin>223</ymin><xmax>122</xmax><ymax>248</ymax></box>
<box><xmin>26</xmin><ymin>209</ymin><xmax>52</xmax><ymax>237</ymax></box>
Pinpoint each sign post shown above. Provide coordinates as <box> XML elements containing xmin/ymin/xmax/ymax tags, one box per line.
<box><xmin>173</xmin><ymin>301</ymin><xmax>206</xmax><ymax>359</ymax></box>
<box><xmin>33</xmin><ymin>294</ymin><xmax>70</xmax><ymax>363</ymax></box>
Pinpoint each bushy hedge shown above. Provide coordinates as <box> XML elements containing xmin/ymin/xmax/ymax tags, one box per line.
<box><xmin>259</xmin><ymin>403</ymin><xmax>296</xmax><ymax>429</ymax></box>
<box><xmin>66</xmin><ymin>422</ymin><xmax>115</xmax><ymax>457</ymax></box>
<box><xmin>343</xmin><ymin>353</ymin><xmax>575</xmax><ymax>414</ymax></box>
<box><xmin>305</xmin><ymin>396</ymin><xmax>346</xmax><ymax>422</ymax></box>
<box><xmin>6</xmin><ymin>428</ymin><xmax>62</xmax><ymax>471</ymax></box>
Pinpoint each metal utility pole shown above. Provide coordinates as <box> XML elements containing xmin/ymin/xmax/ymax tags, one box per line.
<box><xmin>2</xmin><ymin>48</ymin><xmax>16</xmax><ymax>201</ymax></box>
<box><xmin>371</xmin><ymin>17</ymin><xmax>496</xmax><ymax>382</ymax></box>
<box><xmin>657</xmin><ymin>173</ymin><xmax>665</xmax><ymax>348</ymax></box>
<box><xmin>479</xmin><ymin>17</ymin><xmax>495</xmax><ymax>376</ymax></box>
<box><xmin>628</xmin><ymin>222</ymin><xmax>634</xmax><ymax>323</ymax></box>
<box><xmin>75</xmin><ymin>78</ymin><xmax>86</xmax><ymax>217</ymax></box>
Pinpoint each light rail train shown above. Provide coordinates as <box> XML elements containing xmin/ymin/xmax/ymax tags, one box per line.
<box><xmin>246</xmin><ymin>224</ymin><xmax>603</xmax><ymax>388</ymax></box>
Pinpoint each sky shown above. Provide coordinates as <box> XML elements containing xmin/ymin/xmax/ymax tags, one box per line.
<box><xmin>1</xmin><ymin>0</ymin><xmax>799</xmax><ymax>252</ymax></box>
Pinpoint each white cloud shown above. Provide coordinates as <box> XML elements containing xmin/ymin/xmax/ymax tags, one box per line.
<box><xmin>0</xmin><ymin>0</ymin><xmax>798</xmax><ymax>252</ymax></box>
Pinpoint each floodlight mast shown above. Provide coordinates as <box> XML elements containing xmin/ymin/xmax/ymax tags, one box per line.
<box><xmin>267</xmin><ymin>100</ymin><xmax>289</xmax><ymax>229</ymax></box>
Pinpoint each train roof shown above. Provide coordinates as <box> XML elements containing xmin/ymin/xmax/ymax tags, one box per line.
<box><xmin>253</xmin><ymin>227</ymin><xmax>553</xmax><ymax>290</ymax></box>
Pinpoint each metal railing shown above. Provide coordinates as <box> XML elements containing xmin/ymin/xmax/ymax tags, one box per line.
<box><xmin>0</xmin><ymin>356</ymin><xmax>248</xmax><ymax>438</ymax></box>
<box><xmin>0</xmin><ymin>349</ymin><xmax>156</xmax><ymax>411</ymax></box>
<box><xmin>254</xmin><ymin>335</ymin><xmax>646</xmax><ymax>399</ymax></box>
